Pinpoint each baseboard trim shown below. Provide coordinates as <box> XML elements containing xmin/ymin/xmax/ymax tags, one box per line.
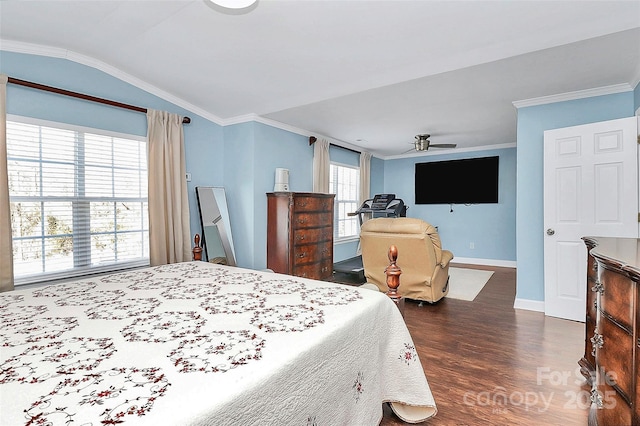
<box><xmin>514</xmin><ymin>298</ymin><xmax>545</xmax><ymax>313</ymax></box>
<box><xmin>451</xmin><ymin>257</ymin><xmax>516</xmax><ymax>268</ymax></box>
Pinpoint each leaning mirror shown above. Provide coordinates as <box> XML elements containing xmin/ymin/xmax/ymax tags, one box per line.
<box><xmin>195</xmin><ymin>186</ymin><xmax>237</xmax><ymax>266</ymax></box>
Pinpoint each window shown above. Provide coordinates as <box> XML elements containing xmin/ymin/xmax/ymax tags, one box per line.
<box><xmin>7</xmin><ymin>118</ymin><xmax>149</xmax><ymax>285</ymax></box>
<box><xmin>329</xmin><ymin>163</ymin><xmax>360</xmax><ymax>241</ymax></box>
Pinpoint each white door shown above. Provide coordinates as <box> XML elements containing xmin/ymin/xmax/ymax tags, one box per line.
<box><xmin>543</xmin><ymin>116</ymin><xmax>638</xmax><ymax>322</ymax></box>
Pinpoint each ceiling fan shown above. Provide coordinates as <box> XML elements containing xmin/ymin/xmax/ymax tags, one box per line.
<box><xmin>410</xmin><ymin>134</ymin><xmax>457</xmax><ymax>152</ymax></box>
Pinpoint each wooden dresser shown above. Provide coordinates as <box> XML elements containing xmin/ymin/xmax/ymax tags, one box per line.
<box><xmin>266</xmin><ymin>192</ymin><xmax>335</xmax><ymax>281</ymax></box>
<box><xmin>580</xmin><ymin>236</ymin><xmax>640</xmax><ymax>425</ymax></box>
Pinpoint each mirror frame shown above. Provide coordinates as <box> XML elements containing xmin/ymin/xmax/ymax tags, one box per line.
<box><xmin>195</xmin><ymin>186</ymin><xmax>237</xmax><ymax>266</ymax></box>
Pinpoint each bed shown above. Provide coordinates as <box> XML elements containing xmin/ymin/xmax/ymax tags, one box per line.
<box><xmin>0</xmin><ymin>260</ymin><xmax>437</xmax><ymax>425</ymax></box>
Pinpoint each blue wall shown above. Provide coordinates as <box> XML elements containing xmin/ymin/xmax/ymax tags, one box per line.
<box><xmin>8</xmin><ymin>49</ymin><xmax>634</xmax><ymax>290</ymax></box>
<box><xmin>251</xmin><ymin>122</ymin><xmax>314</xmax><ymax>268</ymax></box>
<box><xmin>515</xmin><ymin>91</ymin><xmax>635</xmax><ymax>302</ymax></box>
<box><xmin>0</xmin><ymin>51</ymin><xmax>225</xmax><ymax>258</ymax></box>
<box><xmin>0</xmin><ymin>50</ymin><xmax>372</xmax><ymax>270</ymax></box>
<box><xmin>383</xmin><ymin>148</ymin><xmax>517</xmax><ymax>262</ymax></box>
<box><xmin>371</xmin><ymin>156</ymin><xmax>385</xmax><ymax>194</ymax></box>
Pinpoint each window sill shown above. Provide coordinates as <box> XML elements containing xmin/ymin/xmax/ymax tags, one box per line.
<box><xmin>15</xmin><ymin>259</ymin><xmax>150</xmax><ymax>288</ymax></box>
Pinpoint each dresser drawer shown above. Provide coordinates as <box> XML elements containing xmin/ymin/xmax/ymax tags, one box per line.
<box><xmin>584</xmin><ymin>316</ymin><xmax>596</xmax><ymax>376</ymax></box>
<box><xmin>293</xmin><ymin>259</ymin><xmax>333</xmax><ymax>280</ymax></box>
<box><xmin>587</xmin><ymin>253</ymin><xmax>598</xmax><ymax>282</ymax></box>
<box><xmin>636</xmin><ymin>338</ymin><xmax>640</xmax><ymax>425</ymax></box>
<box><xmin>293</xmin><ymin>241</ymin><xmax>332</xmax><ymax>266</ymax></box>
<box><xmin>599</xmin><ymin>267</ymin><xmax>634</xmax><ymax>330</ymax></box>
<box><xmin>293</xmin><ymin>212</ymin><xmax>334</xmax><ymax>229</ymax></box>
<box><xmin>587</xmin><ymin>277</ymin><xmax>598</xmax><ymax>321</ymax></box>
<box><xmin>293</xmin><ymin>226</ymin><xmax>333</xmax><ymax>245</ymax></box>
<box><xmin>593</xmin><ymin>378</ymin><xmax>632</xmax><ymax>426</ymax></box>
<box><xmin>596</xmin><ymin>315</ymin><xmax>633</xmax><ymax>400</ymax></box>
<box><xmin>292</xmin><ymin>196</ymin><xmax>334</xmax><ymax>213</ymax></box>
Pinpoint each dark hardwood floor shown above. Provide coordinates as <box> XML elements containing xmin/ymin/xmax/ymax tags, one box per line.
<box><xmin>375</xmin><ymin>263</ymin><xmax>590</xmax><ymax>426</ymax></box>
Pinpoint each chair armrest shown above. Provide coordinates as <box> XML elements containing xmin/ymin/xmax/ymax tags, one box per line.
<box><xmin>439</xmin><ymin>250</ymin><xmax>454</xmax><ymax>268</ymax></box>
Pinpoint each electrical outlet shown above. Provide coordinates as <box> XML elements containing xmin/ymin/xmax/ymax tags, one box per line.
<box><xmin>469</xmin><ymin>242</ymin><xmax>475</xmax><ymax>249</ymax></box>
<box><xmin>185</xmin><ymin>172</ymin><xmax>192</xmax><ymax>182</ymax></box>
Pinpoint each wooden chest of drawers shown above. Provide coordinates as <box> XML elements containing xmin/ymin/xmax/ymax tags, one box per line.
<box><xmin>266</xmin><ymin>192</ymin><xmax>335</xmax><ymax>281</ymax></box>
<box><xmin>580</xmin><ymin>237</ymin><xmax>640</xmax><ymax>425</ymax></box>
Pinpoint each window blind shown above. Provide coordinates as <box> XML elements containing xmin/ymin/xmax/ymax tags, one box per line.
<box><xmin>7</xmin><ymin>118</ymin><xmax>149</xmax><ymax>285</ymax></box>
<box><xmin>329</xmin><ymin>163</ymin><xmax>360</xmax><ymax>241</ymax></box>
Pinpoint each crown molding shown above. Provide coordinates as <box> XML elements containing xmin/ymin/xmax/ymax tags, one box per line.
<box><xmin>631</xmin><ymin>65</ymin><xmax>640</xmax><ymax>90</ymax></box>
<box><xmin>248</xmin><ymin>115</ymin><xmax>373</xmax><ymax>155</ymax></box>
<box><xmin>0</xmin><ymin>40</ymin><xmax>66</xmax><ymax>58</ymax></box>
<box><xmin>219</xmin><ymin>113</ymin><xmax>375</xmax><ymax>156</ymax></box>
<box><xmin>1</xmin><ymin>39</ymin><xmax>225</xmax><ymax>125</ymax></box>
<box><xmin>1</xmin><ymin>40</ymin><xmax>513</xmax><ymax>160</ymax></box>
<box><xmin>1</xmin><ymin>39</ymin><xmax>378</xmax><ymax>156</ymax></box>
<box><xmin>221</xmin><ymin>113</ymin><xmax>260</xmax><ymax>126</ymax></box>
<box><xmin>512</xmin><ymin>83</ymin><xmax>633</xmax><ymax>109</ymax></box>
<box><xmin>252</xmin><ymin>115</ymin><xmax>309</xmax><ymax>137</ymax></box>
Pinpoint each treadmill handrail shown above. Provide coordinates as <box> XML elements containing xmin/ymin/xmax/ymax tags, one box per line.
<box><xmin>351</xmin><ymin>196</ymin><xmax>406</xmax><ymax>226</ymax></box>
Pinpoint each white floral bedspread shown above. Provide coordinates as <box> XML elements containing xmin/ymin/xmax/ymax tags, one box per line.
<box><xmin>0</xmin><ymin>261</ymin><xmax>436</xmax><ymax>425</ymax></box>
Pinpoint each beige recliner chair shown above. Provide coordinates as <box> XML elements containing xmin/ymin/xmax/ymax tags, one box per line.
<box><xmin>360</xmin><ymin>217</ymin><xmax>454</xmax><ymax>303</ymax></box>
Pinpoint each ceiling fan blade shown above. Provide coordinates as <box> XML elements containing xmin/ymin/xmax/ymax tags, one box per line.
<box><xmin>429</xmin><ymin>143</ymin><xmax>457</xmax><ymax>148</ymax></box>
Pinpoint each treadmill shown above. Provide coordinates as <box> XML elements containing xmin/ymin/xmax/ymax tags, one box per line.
<box><xmin>333</xmin><ymin>194</ymin><xmax>407</xmax><ymax>280</ymax></box>
<box><xmin>351</xmin><ymin>193</ymin><xmax>407</xmax><ymax>227</ymax></box>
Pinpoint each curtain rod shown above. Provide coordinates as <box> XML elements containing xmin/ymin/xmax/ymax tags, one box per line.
<box><xmin>308</xmin><ymin>136</ymin><xmax>361</xmax><ymax>154</ymax></box>
<box><xmin>7</xmin><ymin>76</ymin><xmax>191</xmax><ymax>124</ymax></box>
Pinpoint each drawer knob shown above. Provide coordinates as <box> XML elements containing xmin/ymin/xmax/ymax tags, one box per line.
<box><xmin>590</xmin><ymin>332</ymin><xmax>604</xmax><ymax>356</ymax></box>
<box><xmin>298</xmin><ymin>253</ymin><xmax>306</xmax><ymax>258</ymax></box>
<box><xmin>591</xmin><ymin>281</ymin><xmax>604</xmax><ymax>295</ymax></box>
<box><xmin>590</xmin><ymin>388</ymin><xmax>604</xmax><ymax>408</ymax></box>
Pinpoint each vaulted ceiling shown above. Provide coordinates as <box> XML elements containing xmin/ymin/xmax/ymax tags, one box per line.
<box><xmin>1</xmin><ymin>1</ymin><xmax>639</xmax><ymax>157</ymax></box>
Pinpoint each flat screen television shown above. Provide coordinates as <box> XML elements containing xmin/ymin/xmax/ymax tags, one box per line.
<box><xmin>415</xmin><ymin>156</ymin><xmax>499</xmax><ymax>204</ymax></box>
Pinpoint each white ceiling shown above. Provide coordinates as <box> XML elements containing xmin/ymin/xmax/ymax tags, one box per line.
<box><xmin>1</xmin><ymin>1</ymin><xmax>639</xmax><ymax>158</ymax></box>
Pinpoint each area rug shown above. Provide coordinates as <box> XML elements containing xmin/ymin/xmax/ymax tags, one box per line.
<box><xmin>446</xmin><ymin>267</ymin><xmax>494</xmax><ymax>301</ymax></box>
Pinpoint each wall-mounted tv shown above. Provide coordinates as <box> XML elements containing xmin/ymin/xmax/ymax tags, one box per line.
<box><xmin>415</xmin><ymin>156</ymin><xmax>499</xmax><ymax>204</ymax></box>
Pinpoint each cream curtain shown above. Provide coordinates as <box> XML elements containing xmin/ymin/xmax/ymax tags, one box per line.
<box><xmin>359</xmin><ymin>151</ymin><xmax>372</xmax><ymax>205</ymax></box>
<box><xmin>312</xmin><ymin>138</ymin><xmax>330</xmax><ymax>193</ymax></box>
<box><xmin>147</xmin><ymin>109</ymin><xmax>191</xmax><ymax>265</ymax></box>
<box><xmin>356</xmin><ymin>151</ymin><xmax>372</xmax><ymax>256</ymax></box>
<box><xmin>0</xmin><ymin>75</ymin><xmax>13</xmax><ymax>292</ymax></box>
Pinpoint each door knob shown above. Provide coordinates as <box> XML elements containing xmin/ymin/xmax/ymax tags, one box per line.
<box><xmin>546</xmin><ymin>228</ymin><xmax>555</xmax><ymax>236</ymax></box>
